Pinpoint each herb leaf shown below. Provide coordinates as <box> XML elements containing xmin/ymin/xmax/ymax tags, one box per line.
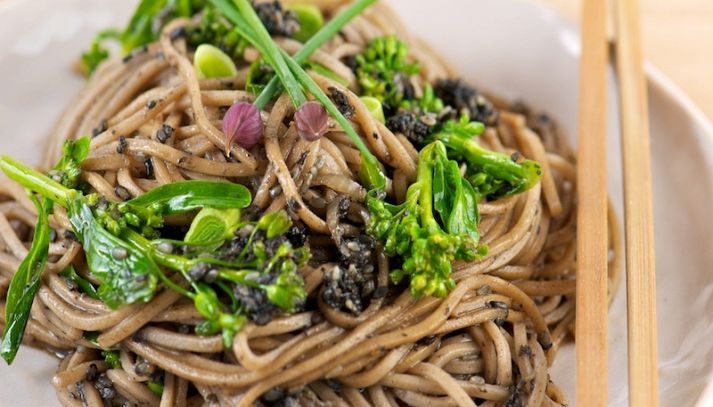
<box><xmin>68</xmin><ymin>199</ymin><xmax>160</xmax><ymax>309</ymax></box>
<box><xmin>444</xmin><ymin>160</ymin><xmax>480</xmax><ymax>239</ymax></box>
<box><xmin>122</xmin><ymin>180</ymin><xmax>251</xmax><ymax>215</ymax></box>
<box><xmin>60</xmin><ymin>266</ymin><xmax>99</xmax><ymax>300</ymax></box>
<box><xmin>1</xmin><ymin>196</ymin><xmax>51</xmax><ymax>364</ymax></box>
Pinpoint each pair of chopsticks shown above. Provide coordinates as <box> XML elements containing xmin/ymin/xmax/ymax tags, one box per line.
<box><xmin>576</xmin><ymin>0</ymin><xmax>659</xmax><ymax>405</ymax></box>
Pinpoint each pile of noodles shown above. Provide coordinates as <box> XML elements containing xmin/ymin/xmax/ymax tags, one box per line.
<box><xmin>0</xmin><ymin>2</ymin><xmax>621</xmax><ymax>406</ymax></box>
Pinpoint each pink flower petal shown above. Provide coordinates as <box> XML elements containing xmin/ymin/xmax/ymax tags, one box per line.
<box><xmin>295</xmin><ymin>101</ymin><xmax>329</xmax><ymax>142</ymax></box>
<box><xmin>223</xmin><ymin>102</ymin><xmax>263</xmax><ymax>152</ymax></box>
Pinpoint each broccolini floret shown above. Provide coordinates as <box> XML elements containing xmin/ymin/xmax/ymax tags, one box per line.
<box><xmin>366</xmin><ymin>141</ymin><xmax>486</xmax><ymax>298</ymax></box>
<box><xmin>355</xmin><ymin>35</ymin><xmax>421</xmax><ymax>109</ymax></box>
<box><xmin>429</xmin><ymin>115</ymin><xmax>542</xmax><ymax>199</ymax></box>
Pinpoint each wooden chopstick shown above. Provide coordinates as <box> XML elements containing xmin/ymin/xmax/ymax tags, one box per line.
<box><xmin>613</xmin><ymin>0</ymin><xmax>660</xmax><ymax>405</ymax></box>
<box><xmin>576</xmin><ymin>0</ymin><xmax>609</xmax><ymax>405</ymax></box>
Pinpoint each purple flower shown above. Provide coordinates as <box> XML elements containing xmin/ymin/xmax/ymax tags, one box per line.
<box><xmin>295</xmin><ymin>101</ymin><xmax>329</xmax><ymax>141</ymax></box>
<box><xmin>223</xmin><ymin>102</ymin><xmax>263</xmax><ymax>152</ymax></box>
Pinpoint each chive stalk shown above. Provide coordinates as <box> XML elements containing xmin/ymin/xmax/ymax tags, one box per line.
<box><xmin>208</xmin><ymin>0</ymin><xmax>385</xmax><ymax>189</ymax></box>
<box><xmin>254</xmin><ymin>0</ymin><xmax>377</xmax><ymax>109</ymax></box>
<box><xmin>232</xmin><ymin>0</ymin><xmax>307</xmax><ymax>107</ymax></box>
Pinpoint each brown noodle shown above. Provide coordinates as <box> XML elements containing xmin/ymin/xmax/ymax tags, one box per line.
<box><xmin>0</xmin><ymin>1</ymin><xmax>621</xmax><ymax>406</ymax></box>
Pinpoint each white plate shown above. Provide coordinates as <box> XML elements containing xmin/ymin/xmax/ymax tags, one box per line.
<box><xmin>1</xmin><ymin>0</ymin><xmax>713</xmax><ymax>405</ymax></box>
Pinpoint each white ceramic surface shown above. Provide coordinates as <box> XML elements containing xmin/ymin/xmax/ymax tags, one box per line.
<box><xmin>1</xmin><ymin>0</ymin><xmax>712</xmax><ymax>405</ymax></box>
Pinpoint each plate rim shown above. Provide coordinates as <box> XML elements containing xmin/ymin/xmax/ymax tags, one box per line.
<box><xmin>1</xmin><ymin>0</ymin><xmax>712</xmax><ymax>405</ymax></box>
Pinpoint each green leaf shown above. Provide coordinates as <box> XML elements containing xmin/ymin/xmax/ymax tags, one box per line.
<box><xmin>68</xmin><ymin>199</ymin><xmax>159</xmax><ymax>309</ymax></box>
<box><xmin>79</xmin><ymin>29</ymin><xmax>120</xmax><ymax>76</ymax></box>
<box><xmin>122</xmin><ymin>180</ymin><xmax>251</xmax><ymax>215</ymax></box>
<box><xmin>120</xmin><ymin>0</ymin><xmax>169</xmax><ymax>53</ymax></box>
<box><xmin>445</xmin><ymin>162</ymin><xmax>480</xmax><ymax>239</ymax></box>
<box><xmin>185</xmin><ymin>208</ymin><xmax>241</xmax><ymax>246</ymax></box>
<box><xmin>1</xmin><ymin>196</ymin><xmax>51</xmax><ymax>364</ymax></box>
<box><xmin>432</xmin><ymin>157</ymin><xmax>448</xmax><ymax>221</ymax></box>
<box><xmin>60</xmin><ymin>266</ymin><xmax>99</xmax><ymax>300</ymax></box>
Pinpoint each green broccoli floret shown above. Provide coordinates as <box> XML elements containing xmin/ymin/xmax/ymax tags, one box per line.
<box><xmin>355</xmin><ymin>35</ymin><xmax>422</xmax><ymax>109</ymax></box>
<box><xmin>366</xmin><ymin>141</ymin><xmax>486</xmax><ymax>298</ymax></box>
<box><xmin>429</xmin><ymin>115</ymin><xmax>543</xmax><ymax>199</ymax></box>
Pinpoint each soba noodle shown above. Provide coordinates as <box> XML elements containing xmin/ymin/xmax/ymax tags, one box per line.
<box><xmin>0</xmin><ymin>1</ymin><xmax>620</xmax><ymax>406</ymax></box>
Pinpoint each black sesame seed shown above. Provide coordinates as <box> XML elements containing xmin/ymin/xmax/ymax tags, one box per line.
<box><xmin>94</xmin><ymin>374</ymin><xmax>115</xmax><ymax>400</ymax></box>
<box><xmin>146</xmin><ymin>100</ymin><xmax>157</xmax><ymax>109</ymax></box>
<box><xmin>418</xmin><ymin>335</ymin><xmax>438</xmax><ymax>345</ymax></box>
<box><xmin>169</xmin><ymin>27</ymin><xmax>187</xmax><ymax>41</ymax></box>
<box><xmin>156</xmin><ymin>124</ymin><xmax>174</xmax><ymax>143</ymax></box>
<box><xmin>156</xmin><ymin>242</ymin><xmax>174</xmax><ymax>254</ymax></box>
<box><xmin>114</xmin><ymin>185</ymin><xmax>131</xmax><ymax>201</ymax></box>
<box><xmin>328</xmin><ymin>87</ymin><xmax>355</xmax><ymax>119</ymax></box>
<box><xmin>63</xmin><ymin>230</ymin><xmax>78</xmax><ymax>241</ymax></box>
<box><xmin>188</xmin><ymin>263</ymin><xmax>210</xmax><ymax>281</ymax></box>
<box><xmin>511</xmin><ymin>151</ymin><xmax>521</xmax><ymax>163</ymax></box>
<box><xmin>116</xmin><ymin>136</ymin><xmax>127</xmax><ymax>154</ymax></box>
<box><xmin>287</xmin><ymin>199</ymin><xmax>302</xmax><ymax>212</ymax></box>
<box><xmin>91</xmin><ymin>119</ymin><xmax>108</xmax><ymax>138</ymax></box>
<box><xmin>325</xmin><ymin>379</ymin><xmax>342</xmax><ymax>391</ymax></box>
<box><xmin>85</xmin><ymin>363</ymin><xmax>99</xmax><ymax>382</ymax></box>
<box><xmin>488</xmin><ymin>300</ymin><xmax>509</xmax><ymax>310</ymax></box>
<box><xmin>144</xmin><ymin>158</ymin><xmax>154</xmax><ymax>179</ymax></box>
<box><xmin>295</xmin><ymin>151</ymin><xmax>308</xmax><ymax>166</ymax></box>
<box><xmin>538</xmin><ymin>331</ymin><xmax>553</xmax><ymax>350</ymax></box>
<box><xmin>204</xmin><ymin>268</ymin><xmax>219</xmax><ymax>284</ymax></box>
<box><xmin>372</xmin><ymin>286</ymin><xmax>388</xmax><ymax>299</ymax></box>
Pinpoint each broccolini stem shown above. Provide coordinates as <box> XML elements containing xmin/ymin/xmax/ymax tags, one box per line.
<box><xmin>439</xmin><ymin>133</ymin><xmax>538</xmax><ymax>187</ymax></box>
<box><xmin>417</xmin><ymin>146</ymin><xmax>437</xmax><ymax>230</ymax></box>
<box><xmin>0</xmin><ymin>156</ymin><xmax>73</xmax><ymax>206</ymax></box>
